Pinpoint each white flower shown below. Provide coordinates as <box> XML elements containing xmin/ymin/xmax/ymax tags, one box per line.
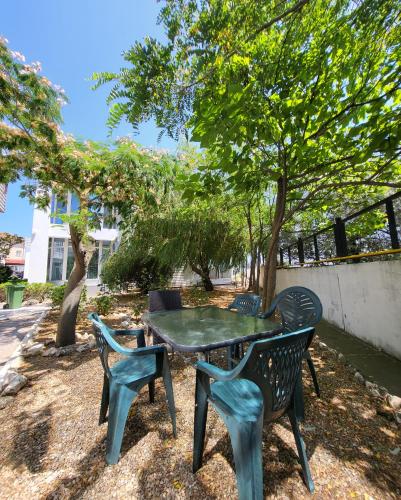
<box><xmin>10</xmin><ymin>50</ymin><xmax>26</xmax><ymax>62</ymax></box>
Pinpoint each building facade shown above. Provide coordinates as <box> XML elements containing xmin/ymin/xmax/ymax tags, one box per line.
<box><xmin>5</xmin><ymin>241</ymin><xmax>26</xmax><ymax>275</ymax></box>
<box><xmin>24</xmin><ymin>193</ymin><xmax>119</xmax><ymax>289</ymax></box>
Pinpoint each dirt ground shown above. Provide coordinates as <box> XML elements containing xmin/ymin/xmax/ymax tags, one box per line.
<box><xmin>0</xmin><ymin>288</ymin><xmax>400</xmax><ymax>499</ymax></box>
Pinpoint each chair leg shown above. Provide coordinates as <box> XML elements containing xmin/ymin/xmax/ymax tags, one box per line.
<box><xmin>148</xmin><ymin>380</ymin><xmax>155</xmax><ymax>403</ymax></box>
<box><xmin>226</xmin><ymin>345</ymin><xmax>234</xmax><ymax>369</ymax></box>
<box><xmin>162</xmin><ymin>360</ymin><xmax>177</xmax><ymax>438</ymax></box>
<box><xmin>288</xmin><ymin>408</ymin><xmax>314</xmax><ymax>493</ymax></box>
<box><xmin>193</xmin><ymin>372</ymin><xmax>209</xmax><ymax>473</ymax></box>
<box><xmin>223</xmin><ymin>413</ymin><xmax>264</xmax><ymax>500</ymax></box>
<box><xmin>106</xmin><ymin>383</ymin><xmax>137</xmax><ymax>465</ymax></box>
<box><xmin>99</xmin><ymin>374</ymin><xmax>109</xmax><ymax>425</ymax></box>
<box><xmin>294</xmin><ymin>371</ymin><xmax>305</xmax><ymax>422</ymax></box>
<box><xmin>304</xmin><ymin>351</ymin><xmax>320</xmax><ymax>397</ymax></box>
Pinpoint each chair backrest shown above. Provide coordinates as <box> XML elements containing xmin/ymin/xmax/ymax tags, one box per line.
<box><xmin>228</xmin><ymin>293</ymin><xmax>261</xmax><ymax>316</ymax></box>
<box><xmin>238</xmin><ymin>327</ymin><xmax>315</xmax><ymax>421</ymax></box>
<box><xmin>88</xmin><ymin>312</ymin><xmax>112</xmax><ymax>377</ymax></box>
<box><xmin>271</xmin><ymin>286</ymin><xmax>322</xmax><ymax>332</ymax></box>
<box><xmin>149</xmin><ymin>290</ymin><xmax>183</xmax><ymax>312</ymax></box>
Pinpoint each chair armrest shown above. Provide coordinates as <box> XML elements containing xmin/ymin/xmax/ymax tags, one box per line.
<box><xmin>258</xmin><ymin>307</ymin><xmax>275</xmax><ymax>319</ymax></box>
<box><xmin>196</xmin><ymin>360</ymin><xmax>236</xmax><ymax>381</ymax></box>
<box><xmin>113</xmin><ymin>328</ymin><xmax>145</xmax><ymax>337</ymax></box>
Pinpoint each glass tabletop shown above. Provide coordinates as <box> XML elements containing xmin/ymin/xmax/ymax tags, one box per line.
<box><xmin>142</xmin><ymin>306</ymin><xmax>282</xmax><ymax>352</ymax></box>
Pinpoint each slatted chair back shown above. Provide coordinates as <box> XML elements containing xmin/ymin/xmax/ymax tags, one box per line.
<box><xmin>88</xmin><ymin>312</ymin><xmax>113</xmax><ymax>377</ymax></box>
<box><xmin>149</xmin><ymin>290</ymin><xmax>183</xmax><ymax>312</ymax></box>
<box><xmin>228</xmin><ymin>293</ymin><xmax>261</xmax><ymax>316</ymax></box>
<box><xmin>271</xmin><ymin>287</ymin><xmax>322</xmax><ymax>332</ymax></box>
<box><xmin>238</xmin><ymin>328</ymin><xmax>315</xmax><ymax>421</ymax></box>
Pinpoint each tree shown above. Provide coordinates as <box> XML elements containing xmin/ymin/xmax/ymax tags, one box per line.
<box><xmin>96</xmin><ymin>0</ymin><xmax>401</xmax><ymax>309</ymax></box>
<box><xmin>0</xmin><ymin>232</ymin><xmax>23</xmax><ymax>258</ymax></box>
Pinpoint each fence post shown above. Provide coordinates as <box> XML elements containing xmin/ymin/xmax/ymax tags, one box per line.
<box><xmin>288</xmin><ymin>246</ymin><xmax>292</xmax><ymax>266</ymax></box>
<box><xmin>297</xmin><ymin>238</ymin><xmax>305</xmax><ymax>264</ymax></box>
<box><xmin>385</xmin><ymin>199</ymin><xmax>400</xmax><ymax>249</ymax></box>
<box><xmin>334</xmin><ymin>218</ymin><xmax>348</xmax><ymax>257</ymax></box>
<box><xmin>313</xmin><ymin>234</ymin><xmax>320</xmax><ymax>261</ymax></box>
<box><xmin>279</xmin><ymin>248</ymin><xmax>284</xmax><ymax>266</ymax></box>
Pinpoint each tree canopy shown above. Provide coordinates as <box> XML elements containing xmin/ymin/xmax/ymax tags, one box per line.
<box><xmin>97</xmin><ymin>0</ymin><xmax>401</xmax><ymax>307</ymax></box>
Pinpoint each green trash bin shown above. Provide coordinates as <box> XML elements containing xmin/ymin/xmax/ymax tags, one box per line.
<box><xmin>6</xmin><ymin>283</ymin><xmax>26</xmax><ymax>309</ymax></box>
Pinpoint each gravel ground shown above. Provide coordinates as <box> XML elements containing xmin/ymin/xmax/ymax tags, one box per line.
<box><xmin>0</xmin><ymin>288</ymin><xmax>400</xmax><ymax>499</ymax></box>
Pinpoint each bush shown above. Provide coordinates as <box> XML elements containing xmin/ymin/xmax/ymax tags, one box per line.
<box><xmin>93</xmin><ymin>294</ymin><xmax>116</xmax><ymax>316</ymax></box>
<box><xmin>101</xmin><ymin>247</ymin><xmax>173</xmax><ymax>294</ymax></box>
<box><xmin>25</xmin><ymin>282</ymin><xmax>55</xmax><ymax>302</ymax></box>
<box><xmin>0</xmin><ymin>265</ymin><xmax>12</xmax><ymax>284</ymax></box>
<box><xmin>49</xmin><ymin>283</ymin><xmax>88</xmax><ymax>308</ymax></box>
<box><xmin>49</xmin><ymin>284</ymin><xmax>66</xmax><ymax>307</ymax></box>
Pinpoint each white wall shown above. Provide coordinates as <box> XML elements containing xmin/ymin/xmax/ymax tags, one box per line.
<box><xmin>25</xmin><ymin>206</ymin><xmax>50</xmax><ymax>282</ymax></box>
<box><xmin>276</xmin><ymin>261</ymin><xmax>401</xmax><ymax>360</ymax></box>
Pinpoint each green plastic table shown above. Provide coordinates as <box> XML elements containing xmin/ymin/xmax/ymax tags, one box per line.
<box><xmin>142</xmin><ymin>306</ymin><xmax>282</xmax><ymax>359</ymax></box>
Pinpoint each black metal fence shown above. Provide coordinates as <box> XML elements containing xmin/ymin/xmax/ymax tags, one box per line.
<box><xmin>279</xmin><ymin>191</ymin><xmax>401</xmax><ymax>266</ymax></box>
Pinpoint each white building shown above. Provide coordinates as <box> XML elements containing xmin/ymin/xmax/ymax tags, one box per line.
<box><xmin>24</xmin><ymin>193</ymin><xmax>119</xmax><ymax>290</ymax></box>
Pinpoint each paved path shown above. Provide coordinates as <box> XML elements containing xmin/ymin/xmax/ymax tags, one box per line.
<box><xmin>0</xmin><ymin>306</ymin><xmax>50</xmax><ymax>366</ymax></box>
<box><xmin>316</xmin><ymin>320</ymin><xmax>401</xmax><ymax>397</ymax></box>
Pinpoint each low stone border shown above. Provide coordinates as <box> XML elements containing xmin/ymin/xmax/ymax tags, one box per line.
<box><xmin>0</xmin><ymin>306</ymin><xmax>51</xmax><ymax>401</ymax></box>
<box><xmin>316</xmin><ymin>336</ymin><xmax>401</xmax><ymax>426</ymax></box>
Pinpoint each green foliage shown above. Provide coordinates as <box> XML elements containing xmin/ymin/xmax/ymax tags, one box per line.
<box><xmin>0</xmin><ymin>265</ymin><xmax>12</xmax><ymax>284</ymax></box>
<box><xmin>49</xmin><ymin>284</ymin><xmax>66</xmax><ymax>307</ymax></box>
<box><xmin>102</xmin><ymin>248</ymin><xmax>173</xmax><ymax>294</ymax></box>
<box><xmin>93</xmin><ymin>294</ymin><xmax>116</xmax><ymax>316</ymax></box>
<box><xmin>24</xmin><ymin>282</ymin><xmax>55</xmax><ymax>302</ymax></box>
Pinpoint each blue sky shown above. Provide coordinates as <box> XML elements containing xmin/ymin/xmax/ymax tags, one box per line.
<box><xmin>0</xmin><ymin>0</ymin><xmax>176</xmax><ymax>236</ymax></box>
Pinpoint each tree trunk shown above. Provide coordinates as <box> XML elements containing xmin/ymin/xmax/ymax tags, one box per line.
<box><xmin>190</xmin><ymin>264</ymin><xmax>214</xmax><ymax>292</ymax></box>
<box><xmin>56</xmin><ymin>225</ymin><xmax>92</xmax><ymax>347</ymax></box>
<box><xmin>262</xmin><ymin>177</ymin><xmax>286</xmax><ymax>311</ymax></box>
<box><xmin>254</xmin><ymin>247</ymin><xmax>261</xmax><ymax>293</ymax></box>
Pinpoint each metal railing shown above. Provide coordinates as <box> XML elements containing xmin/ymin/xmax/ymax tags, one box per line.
<box><xmin>279</xmin><ymin>191</ymin><xmax>401</xmax><ymax>267</ymax></box>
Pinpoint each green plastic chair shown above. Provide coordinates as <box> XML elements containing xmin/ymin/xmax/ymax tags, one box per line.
<box><xmin>226</xmin><ymin>293</ymin><xmax>261</xmax><ymax>367</ymax></box>
<box><xmin>88</xmin><ymin>313</ymin><xmax>177</xmax><ymax>464</ymax></box>
<box><xmin>260</xmin><ymin>286</ymin><xmax>323</xmax><ymax>397</ymax></box>
<box><xmin>193</xmin><ymin>327</ymin><xmax>315</xmax><ymax>499</ymax></box>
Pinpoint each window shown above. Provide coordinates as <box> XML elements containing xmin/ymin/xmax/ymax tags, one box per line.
<box><xmin>15</xmin><ymin>249</ymin><xmax>22</xmax><ymax>257</ymax></box>
<box><xmin>50</xmin><ymin>238</ymin><xmax>64</xmax><ymax>281</ymax></box>
<box><xmin>70</xmin><ymin>193</ymin><xmax>80</xmax><ymax>213</ymax></box>
<box><xmin>87</xmin><ymin>243</ymin><xmax>99</xmax><ymax>279</ymax></box>
<box><xmin>50</xmin><ymin>194</ymin><xmax>67</xmax><ymax>224</ymax></box>
<box><xmin>103</xmin><ymin>206</ymin><xmax>117</xmax><ymax>229</ymax></box>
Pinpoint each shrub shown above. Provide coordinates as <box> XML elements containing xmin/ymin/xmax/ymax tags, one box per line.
<box><xmin>25</xmin><ymin>282</ymin><xmax>55</xmax><ymax>302</ymax></box>
<box><xmin>93</xmin><ymin>294</ymin><xmax>116</xmax><ymax>316</ymax></box>
<box><xmin>49</xmin><ymin>284</ymin><xmax>66</xmax><ymax>307</ymax></box>
<box><xmin>102</xmin><ymin>248</ymin><xmax>173</xmax><ymax>294</ymax></box>
<box><xmin>0</xmin><ymin>265</ymin><xmax>12</xmax><ymax>284</ymax></box>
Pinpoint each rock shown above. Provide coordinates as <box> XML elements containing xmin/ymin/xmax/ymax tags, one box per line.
<box><xmin>87</xmin><ymin>333</ymin><xmax>95</xmax><ymax>342</ymax></box>
<box><xmin>378</xmin><ymin>386</ymin><xmax>388</xmax><ymax>397</ymax></box>
<box><xmin>0</xmin><ymin>396</ymin><xmax>14</xmax><ymax>410</ymax></box>
<box><xmin>120</xmin><ymin>320</ymin><xmax>130</xmax><ymax>328</ymax></box>
<box><xmin>22</xmin><ymin>299</ymin><xmax>40</xmax><ymax>306</ymax></box>
<box><xmin>318</xmin><ymin>342</ymin><xmax>327</xmax><ymax>349</ymax></box>
<box><xmin>302</xmin><ymin>425</ymin><xmax>316</xmax><ymax>432</ymax></box>
<box><xmin>24</xmin><ymin>342</ymin><xmax>45</xmax><ymax>356</ymax></box>
<box><xmin>44</xmin><ymin>339</ymin><xmax>54</xmax><ymax>346</ymax></box>
<box><xmin>59</xmin><ymin>345</ymin><xmax>77</xmax><ymax>356</ymax></box>
<box><xmin>354</xmin><ymin>372</ymin><xmax>364</xmax><ymax>384</ymax></box>
<box><xmin>88</xmin><ymin>339</ymin><xmax>97</xmax><ymax>349</ymax></box>
<box><xmin>369</xmin><ymin>389</ymin><xmax>381</xmax><ymax>398</ymax></box>
<box><xmin>76</xmin><ymin>344</ymin><xmax>90</xmax><ymax>353</ymax></box>
<box><xmin>390</xmin><ymin>447</ymin><xmax>400</xmax><ymax>456</ymax></box>
<box><xmin>1</xmin><ymin>372</ymin><xmax>28</xmax><ymax>395</ymax></box>
<box><xmin>42</xmin><ymin>347</ymin><xmax>59</xmax><ymax>357</ymax></box>
<box><xmin>395</xmin><ymin>411</ymin><xmax>401</xmax><ymax>425</ymax></box>
<box><xmin>387</xmin><ymin>395</ymin><xmax>401</xmax><ymax>410</ymax></box>
<box><xmin>338</xmin><ymin>353</ymin><xmax>346</xmax><ymax>362</ymax></box>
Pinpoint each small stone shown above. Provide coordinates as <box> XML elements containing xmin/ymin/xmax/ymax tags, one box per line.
<box><xmin>87</xmin><ymin>333</ymin><xmax>95</xmax><ymax>342</ymax></box>
<box><xmin>88</xmin><ymin>339</ymin><xmax>97</xmax><ymax>349</ymax></box>
<box><xmin>121</xmin><ymin>320</ymin><xmax>130</xmax><ymax>328</ymax></box>
<box><xmin>0</xmin><ymin>396</ymin><xmax>14</xmax><ymax>410</ymax></box>
<box><xmin>24</xmin><ymin>342</ymin><xmax>44</xmax><ymax>356</ymax></box>
<box><xmin>387</xmin><ymin>395</ymin><xmax>401</xmax><ymax>410</ymax></box>
<box><xmin>369</xmin><ymin>389</ymin><xmax>381</xmax><ymax>398</ymax></box>
<box><xmin>302</xmin><ymin>425</ymin><xmax>316</xmax><ymax>432</ymax></box>
<box><xmin>390</xmin><ymin>447</ymin><xmax>400</xmax><ymax>456</ymax></box>
<box><xmin>338</xmin><ymin>353</ymin><xmax>345</xmax><ymax>362</ymax></box>
<box><xmin>318</xmin><ymin>342</ymin><xmax>327</xmax><ymax>349</ymax></box>
<box><xmin>42</xmin><ymin>347</ymin><xmax>59</xmax><ymax>357</ymax></box>
<box><xmin>1</xmin><ymin>372</ymin><xmax>28</xmax><ymax>395</ymax></box>
<box><xmin>76</xmin><ymin>344</ymin><xmax>90</xmax><ymax>353</ymax></box>
<box><xmin>354</xmin><ymin>372</ymin><xmax>364</xmax><ymax>384</ymax></box>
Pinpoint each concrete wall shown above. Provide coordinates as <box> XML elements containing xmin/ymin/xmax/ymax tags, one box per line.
<box><xmin>276</xmin><ymin>261</ymin><xmax>401</xmax><ymax>360</ymax></box>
